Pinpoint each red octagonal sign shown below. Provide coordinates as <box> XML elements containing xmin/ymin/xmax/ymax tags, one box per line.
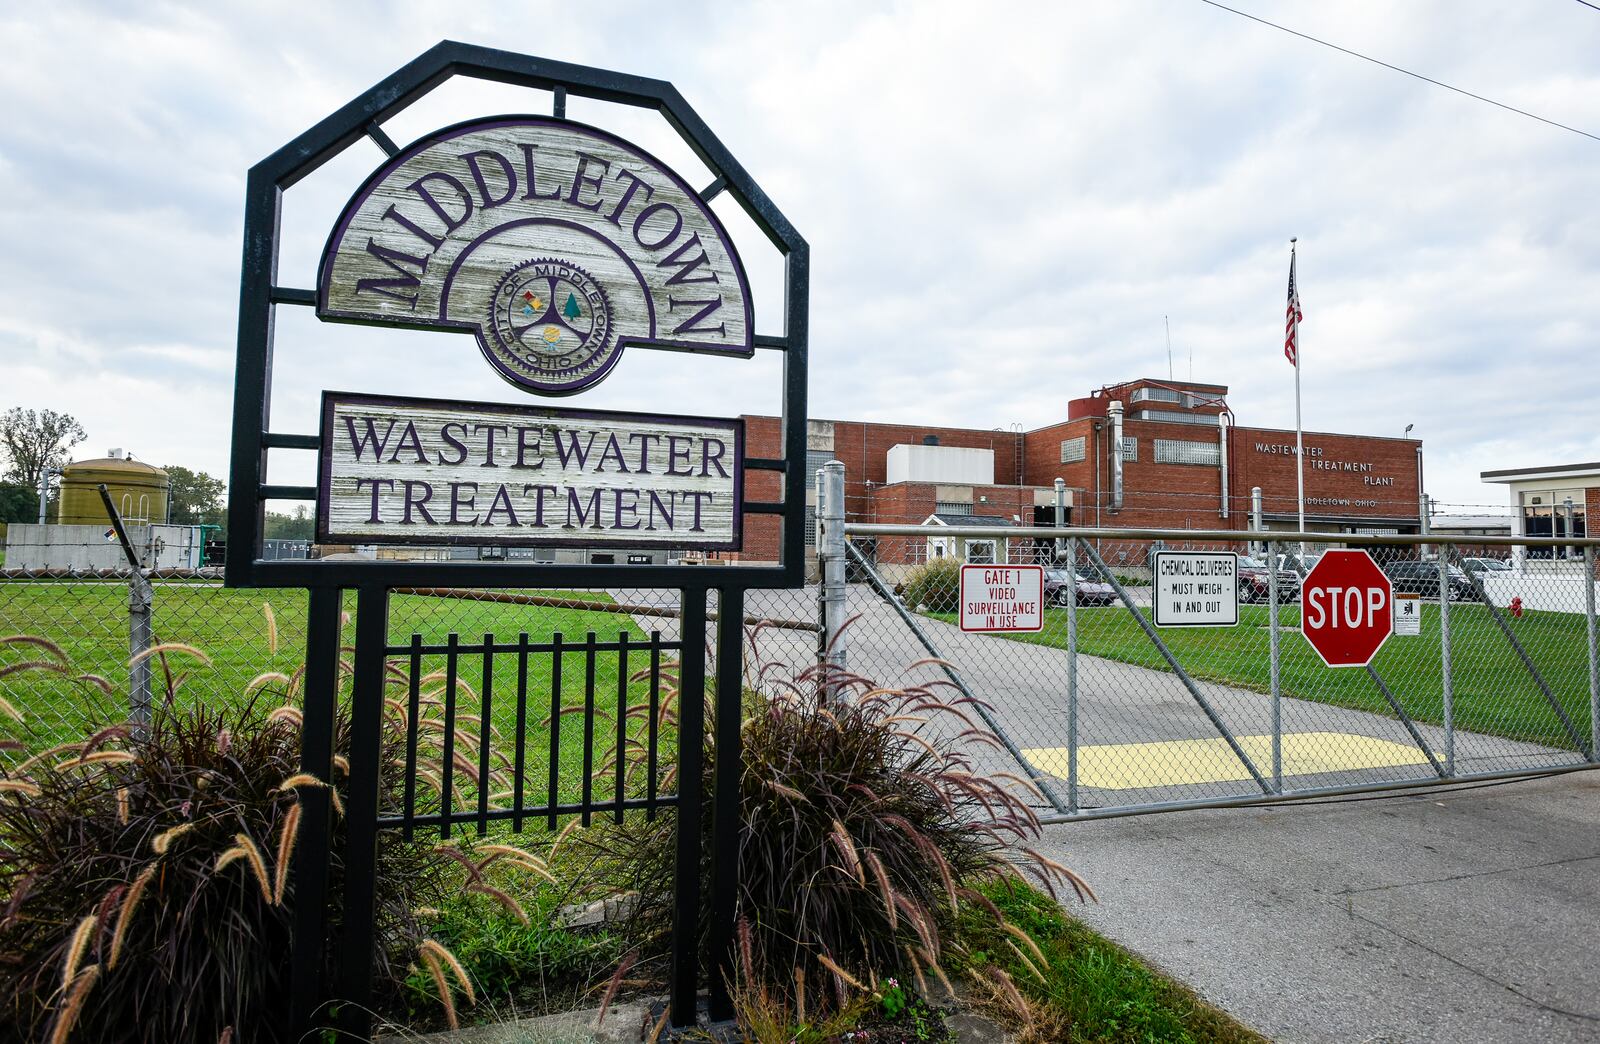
<box><xmin>1302</xmin><ymin>549</ymin><xmax>1394</xmax><ymax>667</ymax></box>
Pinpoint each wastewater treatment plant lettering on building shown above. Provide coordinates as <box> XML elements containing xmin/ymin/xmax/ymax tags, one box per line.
<box><xmin>316</xmin><ymin>392</ymin><xmax>743</xmax><ymax>550</ymax></box>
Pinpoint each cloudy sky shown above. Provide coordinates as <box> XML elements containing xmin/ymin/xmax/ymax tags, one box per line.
<box><xmin>2</xmin><ymin>0</ymin><xmax>1596</xmax><ymax>513</ymax></box>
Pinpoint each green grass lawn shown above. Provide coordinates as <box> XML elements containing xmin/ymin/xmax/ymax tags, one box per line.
<box><xmin>933</xmin><ymin>602</ymin><xmax>1594</xmax><ymax>751</ymax></box>
<box><xmin>0</xmin><ymin>582</ymin><xmax>678</xmax><ymax>816</ymax></box>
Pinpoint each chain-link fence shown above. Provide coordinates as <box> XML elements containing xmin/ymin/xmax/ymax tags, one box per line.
<box><xmin>825</xmin><ymin>504</ymin><xmax>1600</xmax><ymax>821</ymax></box>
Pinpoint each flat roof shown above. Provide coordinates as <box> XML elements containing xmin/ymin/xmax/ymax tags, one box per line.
<box><xmin>1481</xmin><ymin>461</ymin><xmax>1600</xmax><ymax>482</ymax></box>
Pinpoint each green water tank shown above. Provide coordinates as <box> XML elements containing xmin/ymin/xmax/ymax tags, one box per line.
<box><xmin>57</xmin><ymin>451</ymin><xmax>170</xmax><ymax>526</ymax></box>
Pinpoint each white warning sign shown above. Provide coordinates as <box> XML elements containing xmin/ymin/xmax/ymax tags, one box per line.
<box><xmin>1153</xmin><ymin>551</ymin><xmax>1239</xmax><ymax>627</ymax></box>
<box><xmin>1393</xmin><ymin>593</ymin><xmax>1421</xmax><ymax>635</ymax></box>
<box><xmin>959</xmin><ymin>565</ymin><xmax>1044</xmax><ymax>633</ymax></box>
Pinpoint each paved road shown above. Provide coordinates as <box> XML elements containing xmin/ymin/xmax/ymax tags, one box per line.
<box><xmin>1034</xmin><ymin>771</ymin><xmax>1600</xmax><ymax>1043</ymax></box>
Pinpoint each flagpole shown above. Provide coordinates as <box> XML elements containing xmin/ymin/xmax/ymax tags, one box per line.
<box><xmin>1291</xmin><ymin>237</ymin><xmax>1306</xmax><ymax>561</ymax></box>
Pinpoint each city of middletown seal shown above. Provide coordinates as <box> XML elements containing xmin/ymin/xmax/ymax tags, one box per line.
<box><xmin>317</xmin><ymin>116</ymin><xmax>753</xmax><ymax>397</ymax></box>
<box><xmin>489</xmin><ymin>258</ymin><xmax>616</xmax><ymax>391</ymax></box>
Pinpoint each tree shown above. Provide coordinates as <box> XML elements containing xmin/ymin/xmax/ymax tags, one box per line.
<box><xmin>0</xmin><ymin>408</ymin><xmax>87</xmax><ymax>490</ymax></box>
<box><xmin>264</xmin><ymin>506</ymin><xmax>314</xmax><ymax>541</ymax></box>
<box><xmin>0</xmin><ymin>482</ymin><xmax>39</xmax><ymax>525</ymax></box>
<box><xmin>164</xmin><ymin>465</ymin><xmax>226</xmax><ymax>526</ymax></box>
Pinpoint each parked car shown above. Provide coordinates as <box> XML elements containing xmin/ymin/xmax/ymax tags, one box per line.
<box><xmin>1461</xmin><ymin>556</ymin><xmax>1512</xmax><ymax>576</ymax></box>
<box><xmin>1043</xmin><ymin>568</ymin><xmax>1117</xmax><ymax>607</ymax></box>
<box><xmin>1274</xmin><ymin>550</ymin><xmax>1323</xmax><ymax>576</ymax></box>
<box><xmin>1237</xmin><ymin>555</ymin><xmax>1301</xmax><ymax>603</ymax></box>
<box><xmin>1382</xmin><ymin>559</ymin><xmax>1476</xmax><ymax>601</ymax></box>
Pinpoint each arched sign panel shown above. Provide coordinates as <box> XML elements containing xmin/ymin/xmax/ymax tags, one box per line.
<box><xmin>318</xmin><ymin>117</ymin><xmax>753</xmax><ymax>396</ymax></box>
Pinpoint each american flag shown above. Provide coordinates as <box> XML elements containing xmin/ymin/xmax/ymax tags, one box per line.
<box><xmin>1284</xmin><ymin>248</ymin><xmax>1303</xmax><ymax>366</ymax></box>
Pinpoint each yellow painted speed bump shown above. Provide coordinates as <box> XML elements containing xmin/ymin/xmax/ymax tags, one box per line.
<box><xmin>1023</xmin><ymin>732</ymin><xmax>1439</xmax><ymax>791</ymax></box>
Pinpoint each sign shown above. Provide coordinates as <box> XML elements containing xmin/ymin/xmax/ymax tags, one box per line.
<box><xmin>317</xmin><ymin>392</ymin><xmax>743</xmax><ymax>550</ymax></box>
<box><xmin>959</xmin><ymin>565</ymin><xmax>1043</xmax><ymax>632</ymax></box>
<box><xmin>1152</xmin><ymin>551</ymin><xmax>1238</xmax><ymax>627</ymax></box>
<box><xmin>1301</xmin><ymin>550</ymin><xmax>1393</xmax><ymax>667</ymax></box>
<box><xmin>1393</xmin><ymin>593</ymin><xmax>1421</xmax><ymax>635</ymax></box>
<box><xmin>319</xmin><ymin>117</ymin><xmax>753</xmax><ymax>396</ymax></box>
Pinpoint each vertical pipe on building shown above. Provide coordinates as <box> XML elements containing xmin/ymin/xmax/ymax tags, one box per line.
<box><xmin>1417</xmin><ymin>446</ymin><xmax>1428</xmax><ymax>557</ymax></box>
<box><xmin>1218</xmin><ymin>412</ymin><xmax>1230</xmax><ymax>520</ymax></box>
<box><xmin>1109</xmin><ymin>400</ymin><xmax>1124</xmax><ymax>514</ymax></box>
<box><xmin>1564</xmin><ymin>497</ymin><xmax>1576</xmax><ymax>562</ymax></box>
<box><xmin>1267</xmin><ymin>539</ymin><xmax>1282</xmax><ymax>793</ymax></box>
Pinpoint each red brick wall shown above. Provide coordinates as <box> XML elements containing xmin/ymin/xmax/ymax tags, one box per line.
<box><xmin>1230</xmin><ymin>427</ymin><xmax>1422</xmax><ymax>525</ymax></box>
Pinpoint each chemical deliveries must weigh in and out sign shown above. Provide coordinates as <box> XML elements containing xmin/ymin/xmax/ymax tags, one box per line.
<box><xmin>1153</xmin><ymin>551</ymin><xmax>1239</xmax><ymax>627</ymax></box>
<box><xmin>959</xmin><ymin>566</ymin><xmax>1044</xmax><ymax>633</ymax></box>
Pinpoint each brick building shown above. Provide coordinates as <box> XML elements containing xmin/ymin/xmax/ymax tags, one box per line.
<box><xmin>732</xmin><ymin>377</ymin><xmax>1424</xmax><ymax>572</ymax></box>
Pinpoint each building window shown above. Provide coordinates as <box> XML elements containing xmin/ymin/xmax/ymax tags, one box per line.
<box><xmin>1133</xmin><ymin>408</ymin><xmax>1219</xmax><ymax>426</ymax></box>
<box><xmin>804</xmin><ymin>505</ymin><xmax>818</xmax><ymax>546</ymax></box>
<box><xmin>1060</xmin><ymin>437</ymin><xmax>1086</xmax><ymax>463</ymax></box>
<box><xmin>1130</xmin><ymin>387</ymin><xmax>1182</xmax><ymax>404</ymax></box>
<box><xmin>1154</xmin><ymin>439</ymin><xmax>1221</xmax><ymax>466</ymax></box>
<box><xmin>1118</xmin><ymin>436</ymin><xmax>1138</xmax><ymax>462</ymax></box>
<box><xmin>935</xmin><ymin>500</ymin><xmax>971</xmax><ymax>516</ymax></box>
<box><xmin>804</xmin><ymin>449</ymin><xmax>835</xmax><ymax>490</ymax></box>
<box><xmin>966</xmin><ymin>540</ymin><xmax>997</xmax><ymax>564</ymax></box>
<box><xmin>1522</xmin><ymin>489</ymin><xmax>1586</xmax><ymax>559</ymax></box>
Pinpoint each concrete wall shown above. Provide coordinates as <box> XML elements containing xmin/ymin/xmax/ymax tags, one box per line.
<box><xmin>4</xmin><ymin>524</ymin><xmax>202</xmax><ymax>571</ymax></box>
<box><xmin>885</xmin><ymin>444</ymin><xmax>995</xmax><ymax>485</ymax></box>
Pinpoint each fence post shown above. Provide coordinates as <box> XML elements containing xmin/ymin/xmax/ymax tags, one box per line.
<box><xmin>127</xmin><ymin>574</ymin><xmax>153</xmax><ymax>726</ymax></box>
<box><xmin>96</xmin><ymin>483</ymin><xmax>152</xmax><ymax>727</ymax></box>
<box><xmin>1066</xmin><ymin>536</ymin><xmax>1079</xmax><ymax>813</ymax></box>
<box><xmin>1586</xmin><ymin>545</ymin><xmax>1598</xmax><ymax>763</ymax></box>
<box><xmin>1054</xmin><ymin>479</ymin><xmax>1067</xmax><ymax>561</ymax></box>
<box><xmin>1250</xmin><ymin>487</ymin><xmax>1263</xmax><ymax>557</ymax></box>
<box><xmin>1439</xmin><ymin>544</ymin><xmax>1455</xmax><ymax>776</ymax></box>
<box><xmin>817</xmin><ymin>460</ymin><xmax>848</xmax><ymax>680</ymax></box>
<box><xmin>1267</xmin><ymin>539</ymin><xmax>1282</xmax><ymax>793</ymax></box>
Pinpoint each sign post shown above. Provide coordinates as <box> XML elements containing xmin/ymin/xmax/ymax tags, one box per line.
<box><xmin>1301</xmin><ymin>550</ymin><xmax>1394</xmax><ymax>667</ymax></box>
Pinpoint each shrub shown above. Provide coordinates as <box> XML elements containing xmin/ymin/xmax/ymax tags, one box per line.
<box><xmin>598</xmin><ymin>648</ymin><xmax>1089</xmax><ymax>1014</ymax></box>
<box><xmin>901</xmin><ymin>558</ymin><xmax>962</xmax><ymax>613</ymax></box>
<box><xmin>0</xmin><ymin>634</ymin><xmax>489</xmax><ymax>1043</ymax></box>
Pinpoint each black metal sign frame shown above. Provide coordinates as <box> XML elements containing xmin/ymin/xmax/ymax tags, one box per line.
<box><xmin>225</xmin><ymin>41</ymin><xmax>807</xmax><ymax>1038</ymax></box>
<box><xmin>226</xmin><ymin>40</ymin><xmax>808</xmax><ymax>591</ymax></box>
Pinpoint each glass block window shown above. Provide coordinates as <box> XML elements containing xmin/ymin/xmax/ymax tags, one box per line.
<box><xmin>935</xmin><ymin>501</ymin><xmax>971</xmax><ymax>516</ymax></box>
<box><xmin>1119</xmin><ymin>437</ymin><xmax>1138</xmax><ymax>462</ymax></box>
<box><xmin>1060</xmin><ymin>437</ymin><xmax>1086</xmax><ymax>463</ymax></box>
<box><xmin>804</xmin><ymin>449</ymin><xmax>835</xmax><ymax>489</ymax></box>
<box><xmin>804</xmin><ymin>505</ymin><xmax>817</xmax><ymax>546</ymax></box>
<box><xmin>1154</xmin><ymin>439</ymin><xmax>1221</xmax><ymax>466</ymax></box>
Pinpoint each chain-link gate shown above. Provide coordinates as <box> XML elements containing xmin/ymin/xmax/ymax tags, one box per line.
<box><xmin>824</xmin><ymin>508</ymin><xmax>1600</xmax><ymax>822</ymax></box>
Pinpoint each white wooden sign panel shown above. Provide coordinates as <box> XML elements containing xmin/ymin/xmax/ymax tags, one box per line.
<box><xmin>317</xmin><ymin>392</ymin><xmax>743</xmax><ymax>550</ymax></box>
<box><xmin>959</xmin><ymin>565</ymin><xmax>1044</xmax><ymax>632</ymax></box>
<box><xmin>318</xmin><ymin>117</ymin><xmax>752</xmax><ymax>396</ymax></box>
<box><xmin>1153</xmin><ymin>551</ymin><xmax>1239</xmax><ymax>627</ymax></box>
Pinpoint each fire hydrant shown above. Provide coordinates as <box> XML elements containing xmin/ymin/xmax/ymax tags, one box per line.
<box><xmin>1509</xmin><ymin>596</ymin><xmax>1524</xmax><ymax>619</ymax></box>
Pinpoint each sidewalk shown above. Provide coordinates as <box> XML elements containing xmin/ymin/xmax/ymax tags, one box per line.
<box><xmin>1034</xmin><ymin>770</ymin><xmax>1600</xmax><ymax>1043</ymax></box>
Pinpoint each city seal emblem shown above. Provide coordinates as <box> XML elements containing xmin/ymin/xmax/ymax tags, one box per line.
<box><xmin>488</xmin><ymin>258</ymin><xmax>617</xmax><ymax>389</ymax></box>
<box><xmin>317</xmin><ymin>116</ymin><xmax>754</xmax><ymax>396</ymax></box>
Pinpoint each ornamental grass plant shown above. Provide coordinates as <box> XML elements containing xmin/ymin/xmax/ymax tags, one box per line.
<box><xmin>592</xmin><ymin>631</ymin><xmax>1091</xmax><ymax>1020</ymax></box>
<box><xmin>0</xmin><ymin>625</ymin><xmax>548</xmax><ymax>1043</ymax></box>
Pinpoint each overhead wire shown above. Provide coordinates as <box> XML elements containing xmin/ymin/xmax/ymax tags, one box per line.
<box><xmin>1194</xmin><ymin>0</ymin><xmax>1600</xmax><ymax>144</ymax></box>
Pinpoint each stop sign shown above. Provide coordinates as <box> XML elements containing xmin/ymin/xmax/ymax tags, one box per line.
<box><xmin>1301</xmin><ymin>550</ymin><xmax>1393</xmax><ymax>667</ymax></box>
